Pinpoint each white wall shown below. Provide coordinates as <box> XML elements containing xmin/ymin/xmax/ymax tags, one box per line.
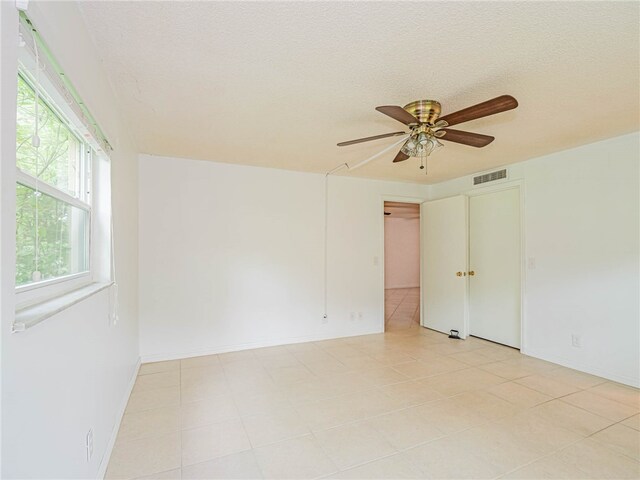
<box><xmin>429</xmin><ymin>132</ymin><xmax>640</xmax><ymax>387</ymax></box>
<box><xmin>0</xmin><ymin>2</ymin><xmax>139</xmax><ymax>478</ymax></box>
<box><xmin>139</xmin><ymin>133</ymin><xmax>639</xmax><ymax>388</ymax></box>
<box><xmin>138</xmin><ymin>155</ymin><xmax>428</xmax><ymax>361</ymax></box>
<box><xmin>384</xmin><ymin>217</ymin><xmax>420</xmax><ymax>289</ymax></box>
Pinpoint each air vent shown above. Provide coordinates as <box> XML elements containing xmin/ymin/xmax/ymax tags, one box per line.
<box><xmin>473</xmin><ymin>169</ymin><xmax>507</xmax><ymax>185</ymax></box>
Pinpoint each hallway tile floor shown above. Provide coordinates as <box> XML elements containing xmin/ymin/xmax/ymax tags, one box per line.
<box><xmin>385</xmin><ymin>287</ymin><xmax>420</xmax><ymax>332</ymax></box>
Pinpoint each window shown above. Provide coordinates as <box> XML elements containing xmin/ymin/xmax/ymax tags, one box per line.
<box><xmin>15</xmin><ymin>73</ymin><xmax>92</xmax><ymax>290</ymax></box>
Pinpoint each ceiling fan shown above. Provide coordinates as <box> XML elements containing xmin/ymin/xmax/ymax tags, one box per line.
<box><xmin>337</xmin><ymin>95</ymin><xmax>518</xmax><ymax>171</ymax></box>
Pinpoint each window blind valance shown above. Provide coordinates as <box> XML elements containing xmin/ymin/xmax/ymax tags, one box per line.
<box><xmin>18</xmin><ymin>11</ymin><xmax>112</xmax><ymax>154</ymax></box>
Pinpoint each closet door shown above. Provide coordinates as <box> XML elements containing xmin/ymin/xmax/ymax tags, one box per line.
<box><xmin>469</xmin><ymin>188</ymin><xmax>521</xmax><ymax>348</ymax></box>
<box><xmin>421</xmin><ymin>195</ymin><xmax>468</xmax><ymax>336</ymax></box>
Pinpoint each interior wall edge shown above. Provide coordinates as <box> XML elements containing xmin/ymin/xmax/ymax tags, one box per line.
<box><xmin>522</xmin><ymin>347</ymin><xmax>639</xmax><ymax>388</ymax></box>
<box><xmin>0</xmin><ymin>2</ymin><xmax>20</xmax><ymax>475</ymax></box>
<box><xmin>1</xmin><ymin>1</ymin><xmax>141</xmax><ymax>478</ymax></box>
<box><xmin>426</xmin><ymin>131</ymin><xmax>640</xmax><ymax>388</ymax></box>
<box><xmin>137</xmin><ymin>153</ymin><xmax>429</xmax><ymax>361</ymax></box>
<box><xmin>425</xmin><ymin>131</ymin><xmax>640</xmax><ymax>202</ymax></box>
<box><xmin>96</xmin><ymin>358</ymin><xmax>141</xmax><ymax>480</ymax></box>
<box><xmin>140</xmin><ymin>329</ymin><xmax>383</xmax><ymax>364</ymax></box>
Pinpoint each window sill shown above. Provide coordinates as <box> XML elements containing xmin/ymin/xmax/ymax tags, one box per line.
<box><xmin>13</xmin><ymin>281</ymin><xmax>113</xmax><ymax>333</ymax></box>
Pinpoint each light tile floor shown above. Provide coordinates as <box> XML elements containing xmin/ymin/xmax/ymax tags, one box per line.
<box><xmin>107</xmin><ymin>295</ymin><xmax>640</xmax><ymax>479</ymax></box>
<box><xmin>385</xmin><ymin>288</ymin><xmax>420</xmax><ymax>332</ymax></box>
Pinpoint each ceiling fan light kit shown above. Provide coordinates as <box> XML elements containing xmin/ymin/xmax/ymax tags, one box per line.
<box><xmin>338</xmin><ymin>95</ymin><xmax>518</xmax><ymax>175</ymax></box>
<box><xmin>399</xmin><ymin>124</ymin><xmax>445</xmax><ymax>174</ymax></box>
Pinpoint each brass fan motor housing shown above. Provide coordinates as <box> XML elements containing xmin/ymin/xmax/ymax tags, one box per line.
<box><xmin>403</xmin><ymin>100</ymin><xmax>442</xmax><ymax>125</ymax></box>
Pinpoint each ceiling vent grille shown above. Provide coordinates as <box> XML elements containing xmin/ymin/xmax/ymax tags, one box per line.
<box><xmin>473</xmin><ymin>169</ymin><xmax>507</xmax><ymax>185</ymax></box>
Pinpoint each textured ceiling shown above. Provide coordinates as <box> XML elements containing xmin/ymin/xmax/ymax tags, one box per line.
<box><xmin>79</xmin><ymin>1</ymin><xmax>639</xmax><ymax>184</ymax></box>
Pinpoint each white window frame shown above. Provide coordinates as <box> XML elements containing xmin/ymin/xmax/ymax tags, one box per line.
<box><xmin>14</xmin><ymin>62</ymin><xmax>97</xmax><ymax>307</ymax></box>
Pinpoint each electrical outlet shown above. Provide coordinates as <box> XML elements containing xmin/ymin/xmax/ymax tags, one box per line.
<box><xmin>86</xmin><ymin>428</ymin><xmax>94</xmax><ymax>461</ymax></box>
<box><xmin>571</xmin><ymin>334</ymin><xmax>582</xmax><ymax>348</ymax></box>
<box><xmin>357</xmin><ymin>312</ymin><xmax>363</xmax><ymax>320</ymax></box>
<box><xmin>349</xmin><ymin>312</ymin><xmax>356</xmax><ymax>321</ymax></box>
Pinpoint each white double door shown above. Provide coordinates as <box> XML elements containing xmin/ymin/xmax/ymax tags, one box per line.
<box><xmin>420</xmin><ymin>189</ymin><xmax>521</xmax><ymax>348</ymax></box>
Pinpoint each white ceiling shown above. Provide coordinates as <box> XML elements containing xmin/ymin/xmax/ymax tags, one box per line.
<box><xmin>79</xmin><ymin>1</ymin><xmax>639</xmax><ymax>184</ymax></box>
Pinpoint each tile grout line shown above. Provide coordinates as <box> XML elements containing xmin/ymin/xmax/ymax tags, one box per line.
<box><xmin>111</xmin><ymin>323</ymin><xmax>638</xmax><ymax>479</ymax></box>
<box><xmin>216</xmin><ymin>352</ymin><xmax>265</xmax><ymax>478</ymax></box>
<box><xmin>384</xmin><ymin>287</ymin><xmax>410</xmax><ymax>329</ymax></box>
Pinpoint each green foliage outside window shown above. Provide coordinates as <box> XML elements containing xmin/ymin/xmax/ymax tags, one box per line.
<box><xmin>16</xmin><ymin>75</ymin><xmax>81</xmax><ymax>196</ymax></box>
<box><xmin>15</xmin><ymin>75</ymin><xmax>89</xmax><ymax>287</ymax></box>
<box><xmin>16</xmin><ymin>184</ymin><xmax>88</xmax><ymax>286</ymax></box>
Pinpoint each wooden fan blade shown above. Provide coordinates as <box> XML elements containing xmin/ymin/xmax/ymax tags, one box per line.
<box><xmin>337</xmin><ymin>131</ymin><xmax>406</xmax><ymax>147</ymax></box>
<box><xmin>438</xmin><ymin>95</ymin><xmax>518</xmax><ymax>127</ymax></box>
<box><xmin>438</xmin><ymin>129</ymin><xmax>495</xmax><ymax>147</ymax></box>
<box><xmin>392</xmin><ymin>149</ymin><xmax>410</xmax><ymax>163</ymax></box>
<box><xmin>376</xmin><ymin>106</ymin><xmax>419</xmax><ymax>125</ymax></box>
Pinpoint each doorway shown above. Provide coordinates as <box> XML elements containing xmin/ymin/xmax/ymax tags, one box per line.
<box><xmin>383</xmin><ymin>201</ymin><xmax>421</xmax><ymax>331</ymax></box>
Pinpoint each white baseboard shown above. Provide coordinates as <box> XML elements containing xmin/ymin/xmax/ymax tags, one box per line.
<box><xmin>97</xmin><ymin>357</ymin><xmax>141</xmax><ymax>479</ymax></box>
<box><xmin>385</xmin><ymin>284</ymin><xmax>419</xmax><ymax>290</ymax></box>
<box><xmin>140</xmin><ymin>329</ymin><xmax>382</xmax><ymax>363</ymax></box>
<box><xmin>521</xmin><ymin>347</ymin><xmax>639</xmax><ymax>388</ymax></box>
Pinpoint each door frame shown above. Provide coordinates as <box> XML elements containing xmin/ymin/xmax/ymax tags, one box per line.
<box><xmin>464</xmin><ymin>180</ymin><xmax>526</xmax><ymax>349</ymax></box>
<box><xmin>379</xmin><ymin>194</ymin><xmax>426</xmax><ymax>332</ymax></box>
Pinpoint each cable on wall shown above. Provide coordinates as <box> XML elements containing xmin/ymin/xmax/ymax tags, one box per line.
<box><xmin>31</xmin><ymin>25</ymin><xmax>42</xmax><ymax>283</ymax></box>
<box><xmin>321</xmin><ymin>134</ymin><xmax>408</xmax><ymax>319</ymax></box>
<box><xmin>323</xmin><ymin>164</ymin><xmax>348</xmax><ymax>318</ymax></box>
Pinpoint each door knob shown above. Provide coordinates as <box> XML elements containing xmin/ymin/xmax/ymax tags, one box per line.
<box><xmin>456</xmin><ymin>271</ymin><xmax>463</xmax><ymax>277</ymax></box>
<box><xmin>469</xmin><ymin>271</ymin><xmax>475</xmax><ymax>276</ymax></box>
